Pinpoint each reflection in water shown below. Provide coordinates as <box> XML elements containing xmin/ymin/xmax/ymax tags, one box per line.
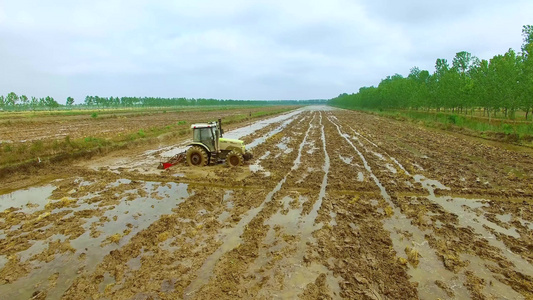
<box><xmin>0</xmin><ymin>180</ymin><xmax>190</xmax><ymax>299</ymax></box>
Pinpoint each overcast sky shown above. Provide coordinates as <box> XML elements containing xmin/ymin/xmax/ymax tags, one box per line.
<box><xmin>1</xmin><ymin>0</ymin><xmax>532</xmax><ymax>103</ymax></box>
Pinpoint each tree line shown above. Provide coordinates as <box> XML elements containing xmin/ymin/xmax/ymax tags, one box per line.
<box><xmin>0</xmin><ymin>92</ymin><xmax>63</xmax><ymax>111</ymax></box>
<box><xmin>0</xmin><ymin>92</ymin><xmax>326</xmax><ymax>111</ymax></box>
<box><xmin>329</xmin><ymin>25</ymin><xmax>533</xmax><ymax>120</ymax></box>
<box><xmin>83</xmin><ymin>96</ymin><xmax>326</xmax><ymax>108</ymax></box>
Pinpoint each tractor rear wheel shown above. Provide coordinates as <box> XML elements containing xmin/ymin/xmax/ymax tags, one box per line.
<box><xmin>226</xmin><ymin>150</ymin><xmax>244</xmax><ymax>167</ymax></box>
<box><xmin>186</xmin><ymin>146</ymin><xmax>208</xmax><ymax>166</ymax></box>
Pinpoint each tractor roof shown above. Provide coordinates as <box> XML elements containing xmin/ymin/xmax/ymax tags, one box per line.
<box><xmin>191</xmin><ymin>122</ymin><xmax>218</xmax><ymax>129</ymax></box>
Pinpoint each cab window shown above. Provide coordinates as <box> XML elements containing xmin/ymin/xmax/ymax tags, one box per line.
<box><xmin>193</xmin><ymin>127</ymin><xmax>214</xmax><ymax>142</ymax></box>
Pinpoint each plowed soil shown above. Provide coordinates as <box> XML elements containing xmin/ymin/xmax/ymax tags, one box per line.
<box><xmin>1</xmin><ymin>106</ymin><xmax>532</xmax><ymax>299</ymax></box>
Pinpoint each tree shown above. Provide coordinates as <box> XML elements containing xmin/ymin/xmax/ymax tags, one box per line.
<box><xmin>20</xmin><ymin>95</ymin><xmax>29</xmax><ymax>108</ymax></box>
<box><xmin>66</xmin><ymin>97</ymin><xmax>74</xmax><ymax>106</ymax></box>
<box><xmin>44</xmin><ymin>96</ymin><xmax>59</xmax><ymax>110</ymax></box>
<box><xmin>6</xmin><ymin>92</ymin><xmax>18</xmax><ymax>107</ymax></box>
<box><xmin>452</xmin><ymin>51</ymin><xmax>474</xmax><ymax>74</ymax></box>
<box><xmin>30</xmin><ymin>96</ymin><xmax>39</xmax><ymax>110</ymax></box>
<box><xmin>84</xmin><ymin>96</ymin><xmax>94</xmax><ymax>106</ymax></box>
<box><xmin>408</xmin><ymin>67</ymin><xmax>431</xmax><ymax>109</ymax></box>
<box><xmin>489</xmin><ymin>49</ymin><xmax>520</xmax><ymax>118</ymax></box>
<box><xmin>432</xmin><ymin>58</ymin><xmax>454</xmax><ymax>111</ymax></box>
<box><xmin>522</xmin><ymin>25</ymin><xmax>533</xmax><ymax>52</ymax></box>
<box><xmin>452</xmin><ymin>51</ymin><xmax>476</xmax><ymax>113</ymax></box>
<box><xmin>0</xmin><ymin>95</ymin><xmax>4</xmax><ymax>108</ymax></box>
<box><xmin>520</xmin><ymin>25</ymin><xmax>533</xmax><ymax>119</ymax></box>
<box><xmin>470</xmin><ymin>59</ymin><xmax>491</xmax><ymax>116</ymax></box>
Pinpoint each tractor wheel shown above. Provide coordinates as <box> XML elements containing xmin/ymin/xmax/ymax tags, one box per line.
<box><xmin>186</xmin><ymin>146</ymin><xmax>208</xmax><ymax>166</ymax></box>
<box><xmin>226</xmin><ymin>150</ymin><xmax>244</xmax><ymax>167</ymax></box>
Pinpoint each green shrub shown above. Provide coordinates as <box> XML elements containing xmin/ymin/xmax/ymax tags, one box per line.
<box><xmin>91</xmin><ymin>112</ymin><xmax>98</xmax><ymax>118</ymax></box>
<box><xmin>447</xmin><ymin>114</ymin><xmax>458</xmax><ymax>124</ymax></box>
<box><xmin>3</xmin><ymin>143</ymin><xmax>12</xmax><ymax>152</ymax></box>
<box><xmin>502</xmin><ymin>124</ymin><xmax>514</xmax><ymax>134</ymax></box>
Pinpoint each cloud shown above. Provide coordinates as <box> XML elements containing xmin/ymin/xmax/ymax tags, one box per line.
<box><xmin>0</xmin><ymin>0</ymin><xmax>532</xmax><ymax>102</ymax></box>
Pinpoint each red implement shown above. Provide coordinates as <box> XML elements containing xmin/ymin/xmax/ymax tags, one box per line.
<box><xmin>157</xmin><ymin>152</ymin><xmax>186</xmax><ymax>169</ymax></box>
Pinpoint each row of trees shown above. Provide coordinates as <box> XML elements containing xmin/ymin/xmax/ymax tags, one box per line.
<box><xmin>330</xmin><ymin>26</ymin><xmax>533</xmax><ymax>120</ymax></box>
<box><xmin>83</xmin><ymin>96</ymin><xmax>326</xmax><ymax>108</ymax></box>
<box><xmin>0</xmin><ymin>92</ymin><xmax>326</xmax><ymax>111</ymax></box>
<box><xmin>0</xmin><ymin>92</ymin><xmax>63</xmax><ymax>110</ymax></box>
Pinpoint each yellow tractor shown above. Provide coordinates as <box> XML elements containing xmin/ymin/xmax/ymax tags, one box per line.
<box><xmin>186</xmin><ymin>118</ymin><xmax>253</xmax><ymax>166</ymax></box>
<box><xmin>160</xmin><ymin>118</ymin><xmax>252</xmax><ymax>168</ymax></box>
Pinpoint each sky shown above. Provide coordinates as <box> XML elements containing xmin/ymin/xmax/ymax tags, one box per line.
<box><xmin>0</xmin><ymin>0</ymin><xmax>532</xmax><ymax>103</ymax></box>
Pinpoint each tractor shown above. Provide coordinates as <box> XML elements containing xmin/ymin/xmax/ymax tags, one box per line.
<box><xmin>159</xmin><ymin>118</ymin><xmax>253</xmax><ymax>169</ymax></box>
<box><xmin>187</xmin><ymin>118</ymin><xmax>252</xmax><ymax>167</ymax></box>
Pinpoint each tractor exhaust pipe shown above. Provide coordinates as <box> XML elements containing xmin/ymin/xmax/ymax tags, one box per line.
<box><xmin>218</xmin><ymin>118</ymin><xmax>223</xmax><ymax>137</ymax></box>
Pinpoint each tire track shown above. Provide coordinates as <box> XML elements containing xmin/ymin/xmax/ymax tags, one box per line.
<box><xmin>183</xmin><ymin>113</ymin><xmax>317</xmax><ymax>298</ymax></box>
<box><xmin>326</xmin><ymin>115</ymin><xmax>465</xmax><ymax>299</ymax></box>
<box><xmin>334</xmin><ymin>114</ymin><xmax>531</xmax><ymax>298</ymax></box>
<box><xmin>267</xmin><ymin>111</ymin><xmax>340</xmax><ymax>299</ymax></box>
<box><xmin>345</xmin><ymin>121</ymin><xmax>533</xmax><ymax>292</ymax></box>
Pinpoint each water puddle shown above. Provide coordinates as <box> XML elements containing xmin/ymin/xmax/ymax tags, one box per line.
<box><xmin>217</xmin><ymin>211</ymin><xmax>231</xmax><ymax>224</ymax></box>
<box><xmin>306</xmin><ymin>140</ymin><xmax>318</xmax><ymax>154</ymax></box>
<box><xmin>357</xmin><ymin>172</ymin><xmax>364</xmax><ymax>182</ymax></box>
<box><xmin>276</xmin><ymin>137</ymin><xmax>293</xmax><ymax>154</ymax></box>
<box><xmin>292</xmin><ymin>114</ymin><xmax>316</xmax><ymax>171</ymax></box>
<box><xmin>518</xmin><ymin>218</ymin><xmax>533</xmax><ymax>230</ymax></box>
<box><xmin>249</xmin><ymin>151</ymin><xmax>271</xmax><ymax>176</ymax></box>
<box><xmin>460</xmin><ymin>253</ymin><xmax>524</xmax><ymax>299</ymax></box>
<box><xmin>413</xmin><ymin>163</ymin><xmax>424</xmax><ymax>171</ymax></box>
<box><xmin>0</xmin><ymin>185</ymin><xmax>55</xmax><ymax>212</ymax></box>
<box><xmin>0</xmin><ymin>255</ymin><xmax>7</xmax><ymax>270</ymax></box>
<box><xmin>246</xmin><ymin>114</ymin><xmax>301</xmax><ymax>150</ymax></box>
<box><xmin>385</xmin><ymin>163</ymin><xmax>397</xmax><ymax>174</ymax></box>
<box><xmin>497</xmin><ymin>213</ymin><xmax>512</xmax><ymax>223</ymax></box>
<box><xmin>329</xmin><ymin>211</ymin><xmax>337</xmax><ymax>226</ymax></box>
<box><xmin>413</xmin><ymin>175</ymin><xmax>449</xmax><ymax>193</ymax></box>
<box><xmin>0</xmin><ymin>180</ymin><xmax>190</xmax><ymax>299</ymax></box>
<box><xmin>338</xmin><ymin>154</ymin><xmax>353</xmax><ymax>165</ymax></box>
<box><xmin>223</xmin><ymin>110</ymin><xmax>303</xmax><ymax>141</ymax></box>
<box><xmin>414</xmin><ymin>175</ymin><xmax>527</xmax><ymax>263</ymax></box>
<box><xmin>266</xmin><ymin>196</ymin><xmax>303</xmax><ymax>236</ymax></box>
<box><xmin>425</xmin><ymin>196</ymin><xmax>530</xmax><ymax>273</ymax></box>
<box><xmin>370</xmin><ymin>151</ymin><xmax>385</xmax><ymax>161</ymax></box>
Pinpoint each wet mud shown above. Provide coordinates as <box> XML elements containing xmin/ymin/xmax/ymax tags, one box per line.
<box><xmin>1</xmin><ymin>106</ymin><xmax>532</xmax><ymax>299</ymax></box>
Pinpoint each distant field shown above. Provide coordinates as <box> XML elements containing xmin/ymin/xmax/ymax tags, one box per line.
<box><xmin>0</xmin><ymin>105</ymin><xmax>298</xmax><ymax>167</ymax></box>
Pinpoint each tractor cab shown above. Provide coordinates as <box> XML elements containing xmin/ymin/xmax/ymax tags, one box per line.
<box><xmin>191</xmin><ymin>122</ymin><xmax>219</xmax><ymax>152</ymax></box>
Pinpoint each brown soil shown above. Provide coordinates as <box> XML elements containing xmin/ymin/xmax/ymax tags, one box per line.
<box><xmin>0</xmin><ymin>107</ymin><xmax>532</xmax><ymax>299</ymax></box>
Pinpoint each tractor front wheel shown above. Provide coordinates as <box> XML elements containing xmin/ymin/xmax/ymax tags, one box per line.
<box><xmin>186</xmin><ymin>146</ymin><xmax>208</xmax><ymax>166</ymax></box>
<box><xmin>226</xmin><ymin>150</ymin><xmax>244</xmax><ymax>167</ymax></box>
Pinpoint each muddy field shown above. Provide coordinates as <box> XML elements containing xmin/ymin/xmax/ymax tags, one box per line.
<box><xmin>1</xmin><ymin>106</ymin><xmax>532</xmax><ymax>299</ymax></box>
